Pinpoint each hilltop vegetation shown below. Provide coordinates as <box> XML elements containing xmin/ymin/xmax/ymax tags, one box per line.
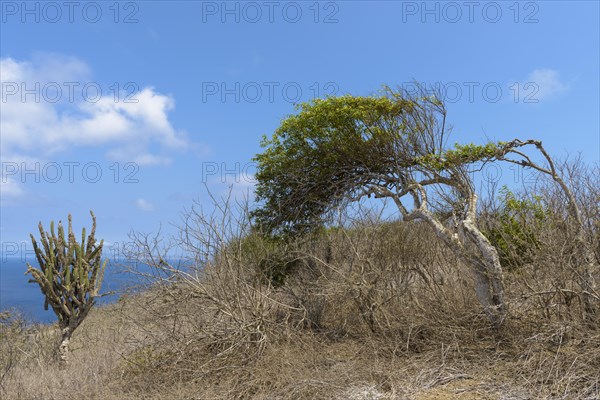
<box><xmin>1</xmin><ymin>163</ymin><xmax>599</xmax><ymax>399</ymax></box>
<box><xmin>1</xmin><ymin>88</ymin><xmax>598</xmax><ymax>399</ymax></box>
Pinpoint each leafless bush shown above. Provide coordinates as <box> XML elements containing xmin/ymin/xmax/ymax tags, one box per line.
<box><xmin>0</xmin><ymin>311</ymin><xmax>25</xmax><ymax>394</ymax></box>
<box><xmin>120</xmin><ymin>190</ymin><xmax>300</xmax><ymax>388</ymax></box>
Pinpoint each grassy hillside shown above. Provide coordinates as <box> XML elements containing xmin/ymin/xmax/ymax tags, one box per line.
<box><xmin>1</xmin><ymin>176</ymin><xmax>599</xmax><ymax>399</ymax></box>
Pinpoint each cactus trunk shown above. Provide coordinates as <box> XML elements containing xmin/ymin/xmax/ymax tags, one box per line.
<box><xmin>58</xmin><ymin>327</ymin><xmax>73</xmax><ymax>367</ymax></box>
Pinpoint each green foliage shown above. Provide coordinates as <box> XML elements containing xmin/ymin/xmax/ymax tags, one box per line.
<box><xmin>258</xmin><ymin>253</ymin><xmax>300</xmax><ymax>288</ymax></box>
<box><xmin>238</xmin><ymin>233</ymin><xmax>295</xmax><ymax>287</ymax></box>
<box><xmin>26</xmin><ymin>211</ymin><xmax>107</xmax><ymax>329</ymax></box>
<box><xmin>252</xmin><ymin>91</ymin><xmax>442</xmax><ymax>237</ymax></box>
<box><xmin>416</xmin><ymin>142</ymin><xmax>503</xmax><ymax>170</ymax></box>
<box><xmin>252</xmin><ymin>87</ymin><xmax>510</xmax><ymax>239</ymax></box>
<box><xmin>446</xmin><ymin>142</ymin><xmax>502</xmax><ymax>164</ymax></box>
<box><xmin>485</xmin><ymin>186</ymin><xmax>548</xmax><ymax>270</ymax></box>
<box><xmin>238</xmin><ymin>231</ymin><xmax>328</xmax><ymax>287</ymax></box>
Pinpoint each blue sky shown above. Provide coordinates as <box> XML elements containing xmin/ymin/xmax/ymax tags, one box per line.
<box><xmin>1</xmin><ymin>1</ymin><xmax>599</xmax><ymax>257</ymax></box>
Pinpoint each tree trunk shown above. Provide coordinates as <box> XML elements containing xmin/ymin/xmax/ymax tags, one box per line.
<box><xmin>462</xmin><ymin>220</ymin><xmax>507</xmax><ymax>327</ymax></box>
<box><xmin>58</xmin><ymin>327</ymin><xmax>72</xmax><ymax>368</ymax></box>
<box><xmin>415</xmin><ymin>210</ymin><xmax>507</xmax><ymax>328</ymax></box>
<box><xmin>472</xmin><ymin>261</ymin><xmax>506</xmax><ymax>327</ymax></box>
<box><xmin>473</xmin><ymin>266</ymin><xmax>495</xmax><ymax>321</ymax></box>
<box><xmin>404</xmin><ymin>198</ymin><xmax>507</xmax><ymax>328</ymax></box>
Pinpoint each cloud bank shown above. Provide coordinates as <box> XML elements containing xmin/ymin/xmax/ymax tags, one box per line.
<box><xmin>1</xmin><ymin>54</ymin><xmax>187</xmax><ymax>199</ymax></box>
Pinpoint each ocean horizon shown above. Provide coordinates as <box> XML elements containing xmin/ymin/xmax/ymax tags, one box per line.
<box><xmin>0</xmin><ymin>257</ymin><xmax>148</xmax><ymax>324</ymax></box>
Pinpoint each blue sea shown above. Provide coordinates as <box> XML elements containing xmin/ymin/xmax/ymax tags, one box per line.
<box><xmin>0</xmin><ymin>257</ymin><xmax>144</xmax><ymax>324</ymax></box>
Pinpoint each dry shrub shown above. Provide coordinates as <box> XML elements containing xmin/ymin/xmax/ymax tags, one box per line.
<box><xmin>484</xmin><ymin>159</ymin><xmax>600</xmax><ymax>326</ymax></box>
<box><xmin>0</xmin><ymin>297</ymin><xmax>149</xmax><ymax>399</ymax></box>
<box><xmin>0</xmin><ymin>311</ymin><xmax>26</xmax><ymax>394</ymax></box>
<box><xmin>1</xmin><ymin>162</ymin><xmax>598</xmax><ymax>399</ymax></box>
<box><xmin>272</xmin><ymin>202</ymin><xmax>491</xmax><ymax>350</ymax></box>
<box><xmin>118</xmin><ymin>191</ymin><xmax>295</xmax><ymax>392</ymax></box>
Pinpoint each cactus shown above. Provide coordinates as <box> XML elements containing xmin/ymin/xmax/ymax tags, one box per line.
<box><xmin>25</xmin><ymin>211</ymin><xmax>107</xmax><ymax>367</ymax></box>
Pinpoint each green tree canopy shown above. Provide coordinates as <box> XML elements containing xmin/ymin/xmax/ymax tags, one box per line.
<box><xmin>253</xmin><ymin>87</ymin><xmax>503</xmax><ymax>237</ymax></box>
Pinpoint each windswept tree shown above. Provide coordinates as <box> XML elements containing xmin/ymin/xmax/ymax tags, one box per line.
<box><xmin>253</xmin><ymin>85</ymin><xmax>599</xmax><ymax>327</ymax></box>
<box><xmin>26</xmin><ymin>211</ymin><xmax>107</xmax><ymax>366</ymax></box>
<box><xmin>253</xmin><ymin>86</ymin><xmax>509</xmax><ymax>326</ymax></box>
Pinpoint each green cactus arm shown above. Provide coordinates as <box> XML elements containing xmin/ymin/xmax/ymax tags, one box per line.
<box><xmin>57</xmin><ymin>221</ymin><xmax>66</xmax><ymax>262</ymax></box>
<box><xmin>26</xmin><ymin>263</ymin><xmax>47</xmax><ymax>285</ymax></box>
<box><xmin>38</xmin><ymin>222</ymin><xmax>51</xmax><ymax>263</ymax></box>
<box><xmin>61</xmin><ymin>297</ymin><xmax>73</xmax><ymax>319</ymax></box>
<box><xmin>81</xmin><ymin>227</ymin><xmax>86</xmax><ymax>253</ymax></box>
<box><xmin>90</xmin><ymin>258</ymin><xmax>108</xmax><ymax>296</ymax></box>
<box><xmin>65</xmin><ymin>260</ymin><xmax>72</xmax><ymax>286</ymax></box>
<box><xmin>30</xmin><ymin>234</ymin><xmax>46</xmax><ymax>272</ymax></box>
<box><xmin>81</xmin><ymin>259</ymin><xmax>90</xmax><ymax>288</ymax></box>
<box><xmin>60</xmin><ymin>281</ymin><xmax>82</xmax><ymax>308</ymax></box>
<box><xmin>86</xmin><ymin>211</ymin><xmax>97</xmax><ymax>255</ymax></box>
<box><xmin>46</xmin><ymin>238</ymin><xmax>55</xmax><ymax>282</ymax></box>
<box><xmin>45</xmin><ymin>260</ymin><xmax>54</xmax><ymax>282</ymax></box>
<box><xmin>26</xmin><ymin>265</ymin><xmax>62</xmax><ymax>306</ymax></box>
<box><xmin>53</xmin><ymin>228</ymin><xmax>61</xmax><ymax>272</ymax></box>
<box><xmin>74</xmin><ymin>243</ymin><xmax>81</xmax><ymax>270</ymax></box>
<box><xmin>87</xmin><ymin>245</ymin><xmax>102</xmax><ymax>262</ymax></box>
<box><xmin>71</xmin><ymin>294</ymin><xmax>83</xmax><ymax>308</ymax></box>
<box><xmin>67</xmin><ymin>214</ymin><xmax>75</xmax><ymax>246</ymax></box>
<box><xmin>48</xmin><ymin>235</ymin><xmax>56</xmax><ymax>267</ymax></box>
<box><xmin>69</xmin><ymin>239</ymin><xmax>76</xmax><ymax>272</ymax></box>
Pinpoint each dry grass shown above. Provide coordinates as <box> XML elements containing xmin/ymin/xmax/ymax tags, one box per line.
<box><xmin>2</xmin><ymin>297</ymin><xmax>598</xmax><ymax>400</ymax></box>
<box><xmin>1</xmin><ymin>187</ymin><xmax>598</xmax><ymax>399</ymax></box>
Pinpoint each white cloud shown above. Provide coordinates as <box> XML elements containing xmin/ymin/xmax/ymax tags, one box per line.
<box><xmin>0</xmin><ymin>154</ymin><xmax>38</xmax><ymax>200</ymax></box>
<box><xmin>135</xmin><ymin>198</ymin><xmax>155</xmax><ymax>212</ymax></box>
<box><xmin>524</xmin><ymin>69</ymin><xmax>569</xmax><ymax>101</ymax></box>
<box><xmin>0</xmin><ymin>55</ymin><xmax>187</xmax><ymax>167</ymax></box>
<box><xmin>106</xmin><ymin>149</ymin><xmax>173</xmax><ymax>167</ymax></box>
<box><xmin>0</xmin><ymin>177</ymin><xmax>25</xmax><ymax>200</ymax></box>
<box><xmin>1</xmin><ymin>53</ymin><xmax>90</xmax><ymax>83</ymax></box>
